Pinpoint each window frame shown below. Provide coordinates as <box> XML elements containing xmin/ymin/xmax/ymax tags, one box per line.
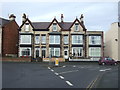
<box><xmin>89</xmin><ymin>47</ymin><xmax>101</xmax><ymax>57</ymax></box>
<box><xmin>41</xmin><ymin>35</ymin><xmax>46</xmax><ymax>44</ymax></box>
<box><xmin>49</xmin><ymin>48</ymin><xmax>60</xmax><ymax>57</ymax></box>
<box><xmin>19</xmin><ymin>47</ymin><xmax>31</xmax><ymax>56</ymax></box>
<box><xmin>49</xmin><ymin>35</ymin><xmax>60</xmax><ymax>44</ymax></box>
<box><xmin>89</xmin><ymin>36</ymin><xmax>101</xmax><ymax>45</ymax></box>
<box><xmin>35</xmin><ymin>35</ymin><xmax>40</xmax><ymax>44</ymax></box>
<box><xmin>52</xmin><ymin>23</ymin><xmax>57</xmax><ymax>31</ymax></box>
<box><xmin>20</xmin><ymin>35</ymin><xmax>31</xmax><ymax>44</ymax></box>
<box><xmin>74</xmin><ymin>23</ymin><xmax>79</xmax><ymax>31</ymax></box>
<box><xmin>64</xmin><ymin>35</ymin><xmax>69</xmax><ymax>44</ymax></box>
<box><xmin>72</xmin><ymin>47</ymin><xmax>83</xmax><ymax>57</ymax></box>
<box><xmin>72</xmin><ymin>35</ymin><xmax>83</xmax><ymax>44</ymax></box>
<box><xmin>25</xmin><ymin>23</ymin><xmax>29</xmax><ymax>31</ymax></box>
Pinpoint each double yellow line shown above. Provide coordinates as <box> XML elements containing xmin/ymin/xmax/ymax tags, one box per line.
<box><xmin>86</xmin><ymin>75</ymin><xmax>100</xmax><ymax>90</ymax></box>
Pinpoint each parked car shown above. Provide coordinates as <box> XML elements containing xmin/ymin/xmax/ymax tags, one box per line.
<box><xmin>98</xmin><ymin>57</ymin><xmax>118</xmax><ymax>65</ymax></box>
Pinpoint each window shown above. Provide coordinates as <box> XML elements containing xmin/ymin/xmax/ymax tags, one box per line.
<box><xmin>35</xmin><ymin>35</ymin><xmax>40</xmax><ymax>44</ymax></box>
<box><xmin>75</xmin><ymin>23</ymin><xmax>79</xmax><ymax>31</ymax></box>
<box><xmin>25</xmin><ymin>24</ymin><xmax>29</xmax><ymax>31</ymax></box>
<box><xmin>41</xmin><ymin>35</ymin><xmax>46</xmax><ymax>44</ymax></box>
<box><xmin>49</xmin><ymin>35</ymin><xmax>60</xmax><ymax>44</ymax></box>
<box><xmin>20</xmin><ymin>47</ymin><xmax>31</xmax><ymax>56</ymax></box>
<box><xmin>20</xmin><ymin>35</ymin><xmax>31</xmax><ymax>44</ymax></box>
<box><xmin>72</xmin><ymin>35</ymin><xmax>83</xmax><ymax>44</ymax></box>
<box><xmin>89</xmin><ymin>47</ymin><xmax>101</xmax><ymax>57</ymax></box>
<box><xmin>72</xmin><ymin>47</ymin><xmax>83</xmax><ymax>57</ymax></box>
<box><xmin>53</xmin><ymin>23</ymin><xmax>57</xmax><ymax>31</ymax></box>
<box><xmin>49</xmin><ymin>48</ymin><xmax>60</xmax><ymax>57</ymax></box>
<box><xmin>64</xmin><ymin>35</ymin><xmax>68</xmax><ymax>44</ymax></box>
<box><xmin>89</xmin><ymin>36</ymin><xmax>101</xmax><ymax>45</ymax></box>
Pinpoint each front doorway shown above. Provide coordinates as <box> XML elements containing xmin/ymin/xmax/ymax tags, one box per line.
<box><xmin>64</xmin><ymin>49</ymin><xmax>68</xmax><ymax>59</ymax></box>
<box><xmin>42</xmin><ymin>48</ymin><xmax>46</xmax><ymax>58</ymax></box>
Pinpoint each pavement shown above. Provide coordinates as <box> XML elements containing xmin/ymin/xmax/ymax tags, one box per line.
<box><xmin>2</xmin><ymin>62</ymin><xmax>119</xmax><ymax>89</ymax></box>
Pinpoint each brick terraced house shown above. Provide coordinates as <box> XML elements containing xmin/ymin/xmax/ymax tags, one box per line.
<box><xmin>0</xmin><ymin>14</ymin><xmax>19</xmax><ymax>57</ymax></box>
<box><xmin>19</xmin><ymin>14</ymin><xmax>104</xmax><ymax>61</ymax></box>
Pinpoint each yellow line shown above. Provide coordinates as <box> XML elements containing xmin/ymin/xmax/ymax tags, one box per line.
<box><xmin>86</xmin><ymin>75</ymin><xmax>99</xmax><ymax>90</ymax></box>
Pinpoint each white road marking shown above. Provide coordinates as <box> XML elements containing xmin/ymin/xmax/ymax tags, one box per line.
<box><xmin>66</xmin><ymin>81</ymin><xmax>73</xmax><ymax>86</ymax></box>
<box><xmin>55</xmin><ymin>72</ymin><xmax>59</xmax><ymax>75</ymax></box>
<box><xmin>51</xmin><ymin>69</ymin><xmax>54</xmax><ymax>72</ymax></box>
<box><xmin>59</xmin><ymin>70</ymin><xmax>79</xmax><ymax>74</ymax></box>
<box><xmin>99</xmin><ymin>68</ymin><xmax>111</xmax><ymax>72</ymax></box>
<box><xmin>73</xmin><ymin>65</ymin><xmax>76</xmax><ymax>67</ymax></box>
<box><xmin>99</xmin><ymin>70</ymin><xmax>105</xmax><ymax>72</ymax></box>
<box><xmin>48</xmin><ymin>67</ymin><xmax>51</xmax><ymax>69</ymax></box>
<box><xmin>62</xmin><ymin>66</ymin><xmax>66</xmax><ymax>67</ymax></box>
<box><xmin>59</xmin><ymin>76</ymin><xmax>64</xmax><ymax>79</ymax></box>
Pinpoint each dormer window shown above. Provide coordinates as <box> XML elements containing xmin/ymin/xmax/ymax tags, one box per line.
<box><xmin>25</xmin><ymin>23</ymin><xmax>29</xmax><ymax>31</ymax></box>
<box><xmin>53</xmin><ymin>23</ymin><xmax>57</xmax><ymax>31</ymax></box>
<box><xmin>75</xmin><ymin>23</ymin><xmax>79</xmax><ymax>31</ymax></box>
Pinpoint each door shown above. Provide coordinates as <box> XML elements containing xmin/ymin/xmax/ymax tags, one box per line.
<box><xmin>36</xmin><ymin>50</ymin><xmax>39</xmax><ymax>58</ymax></box>
<box><xmin>42</xmin><ymin>49</ymin><xmax>46</xmax><ymax>58</ymax></box>
<box><xmin>64</xmin><ymin>49</ymin><xmax>68</xmax><ymax>59</ymax></box>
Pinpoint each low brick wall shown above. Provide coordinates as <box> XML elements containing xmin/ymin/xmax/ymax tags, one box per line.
<box><xmin>43</xmin><ymin>58</ymin><xmax>65</xmax><ymax>62</ymax></box>
<box><xmin>1</xmin><ymin>57</ymin><xmax>31</xmax><ymax>62</ymax></box>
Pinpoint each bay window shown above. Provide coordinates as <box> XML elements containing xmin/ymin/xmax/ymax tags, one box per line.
<box><xmin>89</xmin><ymin>47</ymin><xmax>101</xmax><ymax>57</ymax></box>
<box><xmin>89</xmin><ymin>36</ymin><xmax>101</xmax><ymax>45</ymax></box>
<box><xmin>72</xmin><ymin>47</ymin><xmax>83</xmax><ymax>57</ymax></box>
<box><xmin>49</xmin><ymin>48</ymin><xmax>60</xmax><ymax>57</ymax></box>
<box><xmin>72</xmin><ymin>35</ymin><xmax>83</xmax><ymax>44</ymax></box>
<box><xmin>49</xmin><ymin>35</ymin><xmax>60</xmax><ymax>44</ymax></box>
<box><xmin>19</xmin><ymin>47</ymin><xmax>31</xmax><ymax>56</ymax></box>
<box><xmin>20</xmin><ymin>35</ymin><xmax>31</xmax><ymax>44</ymax></box>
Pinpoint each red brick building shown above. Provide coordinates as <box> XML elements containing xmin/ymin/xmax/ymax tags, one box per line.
<box><xmin>1</xmin><ymin>14</ymin><xmax>19</xmax><ymax>57</ymax></box>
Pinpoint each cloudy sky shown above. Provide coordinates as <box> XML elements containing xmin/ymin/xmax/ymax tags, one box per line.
<box><xmin>0</xmin><ymin>0</ymin><xmax>118</xmax><ymax>32</ymax></box>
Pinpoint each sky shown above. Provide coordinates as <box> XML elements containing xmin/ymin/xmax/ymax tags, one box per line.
<box><xmin>0</xmin><ymin>0</ymin><xmax>119</xmax><ymax>32</ymax></box>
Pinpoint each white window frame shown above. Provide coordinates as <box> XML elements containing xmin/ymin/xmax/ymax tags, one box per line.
<box><xmin>41</xmin><ymin>35</ymin><xmax>46</xmax><ymax>44</ymax></box>
<box><xmin>89</xmin><ymin>36</ymin><xmax>101</xmax><ymax>45</ymax></box>
<box><xmin>52</xmin><ymin>23</ymin><xmax>57</xmax><ymax>31</ymax></box>
<box><xmin>72</xmin><ymin>47</ymin><xmax>83</xmax><ymax>57</ymax></box>
<box><xmin>25</xmin><ymin>24</ymin><xmax>29</xmax><ymax>31</ymax></box>
<box><xmin>19</xmin><ymin>47</ymin><xmax>31</xmax><ymax>56</ymax></box>
<box><xmin>74</xmin><ymin>24</ymin><xmax>79</xmax><ymax>31</ymax></box>
<box><xmin>72</xmin><ymin>35</ymin><xmax>83</xmax><ymax>44</ymax></box>
<box><xmin>35</xmin><ymin>35</ymin><xmax>40</xmax><ymax>44</ymax></box>
<box><xmin>49</xmin><ymin>48</ymin><xmax>60</xmax><ymax>57</ymax></box>
<box><xmin>49</xmin><ymin>35</ymin><xmax>60</xmax><ymax>44</ymax></box>
<box><xmin>89</xmin><ymin>47</ymin><xmax>101</xmax><ymax>57</ymax></box>
<box><xmin>20</xmin><ymin>35</ymin><xmax>31</xmax><ymax>44</ymax></box>
<box><xmin>64</xmin><ymin>35</ymin><xmax>68</xmax><ymax>44</ymax></box>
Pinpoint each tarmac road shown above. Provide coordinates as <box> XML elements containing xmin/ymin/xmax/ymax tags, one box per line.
<box><xmin>2</xmin><ymin>62</ymin><xmax>119</xmax><ymax>89</ymax></box>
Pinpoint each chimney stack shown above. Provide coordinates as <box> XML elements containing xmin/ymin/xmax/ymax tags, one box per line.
<box><xmin>9</xmin><ymin>14</ymin><xmax>16</xmax><ymax>21</ymax></box>
<box><xmin>80</xmin><ymin>14</ymin><xmax>84</xmax><ymax>24</ymax></box>
<box><xmin>22</xmin><ymin>13</ymin><xmax>27</xmax><ymax>23</ymax></box>
<box><xmin>61</xmin><ymin>14</ymin><xmax>64</xmax><ymax>23</ymax></box>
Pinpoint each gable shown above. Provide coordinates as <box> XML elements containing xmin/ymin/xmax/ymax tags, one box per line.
<box><xmin>19</xmin><ymin>18</ymin><xmax>34</xmax><ymax>33</ymax></box>
<box><xmin>48</xmin><ymin>18</ymin><xmax>62</xmax><ymax>32</ymax></box>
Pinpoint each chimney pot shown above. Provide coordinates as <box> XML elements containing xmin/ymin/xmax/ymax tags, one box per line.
<box><xmin>61</xmin><ymin>14</ymin><xmax>64</xmax><ymax>23</ymax></box>
<box><xmin>9</xmin><ymin>14</ymin><xmax>16</xmax><ymax>21</ymax></box>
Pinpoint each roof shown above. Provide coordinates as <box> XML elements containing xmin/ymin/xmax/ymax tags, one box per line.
<box><xmin>32</xmin><ymin>22</ymin><xmax>51</xmax><ymax>29</ymax></box>
<box><xmin>32</xmin><ymin>22</ymin><xmax>73</xmax><ymax>30</ymax></box>
<box><xmin>0</xmin><ymin>18</ymin><xmax>10</xmax><ymax>26</ymax></box>
<box><xmin>19</xmin><ymin>18</ymin><xmax>86</xmax><ymax>31</ymax></box>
